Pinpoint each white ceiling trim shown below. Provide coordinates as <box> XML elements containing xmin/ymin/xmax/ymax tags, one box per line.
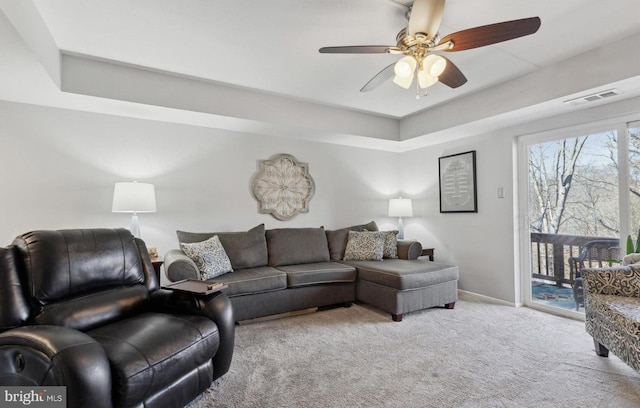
<box><xmin>1</xmin><ymin>1</ymin><xmax>639</xmax><ymax>153</ymax></box>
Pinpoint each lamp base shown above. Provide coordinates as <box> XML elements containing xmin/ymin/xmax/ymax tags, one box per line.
<box><xmin>130</xmin><ymin>213</ymin><xmax>140</xmax><ymax>238</ymax></box>
<box><xmin>397</xmin><ymin>217</ymin><xmax>405</xmax><ymax>240</ymax></box>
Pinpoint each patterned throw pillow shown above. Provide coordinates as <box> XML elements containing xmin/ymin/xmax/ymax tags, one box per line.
<box><xmin>381</xmin><ymin>230</ymin><xmax>399</xmax><ymax>259</ymax></box>
<box><xmin>343</xmin><ymin>231</ymin><xmax>385</xmax><ymax>261</ymax></box>
<box><xmin>180</xmin><ymin>235</ymin><xmax>233</xmax><ymax>280</ymax></box>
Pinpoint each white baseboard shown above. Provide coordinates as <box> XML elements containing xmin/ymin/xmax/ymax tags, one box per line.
<box><xmin>458</xmin><ymin>289</ymin><xmax>522</xmax><ymax>307</ymax></box>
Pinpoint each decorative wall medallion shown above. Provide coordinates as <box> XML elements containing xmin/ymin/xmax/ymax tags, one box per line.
<box><xmin>252</xmin><ymin>154</ymin><xmax>315</xmax><ymax>221</ymax></box>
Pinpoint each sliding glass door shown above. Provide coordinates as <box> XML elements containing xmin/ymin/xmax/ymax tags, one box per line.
<box><xmin>627</xmin><ymin>122</ymin><xmax>640</xmax><ymax>235</ymax></box>
<box><xmin>519</xmin><ymin>119</ymin><xmax>639</xmax><ymax>318</ymax></box>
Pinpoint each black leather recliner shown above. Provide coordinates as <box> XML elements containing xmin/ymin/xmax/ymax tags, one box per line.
<box><xmin>0</xmin><ymin>228</ymin><xmax>235</xmax><ymax>408</ymax></box>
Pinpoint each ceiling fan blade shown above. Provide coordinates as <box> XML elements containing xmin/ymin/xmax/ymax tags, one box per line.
<box><xmin>438</xmin><ymin>57</ymin><xmax>467</xmax><ymax>88</ymax></box>
<box><xmin>440</xmin><ymin>17</ymin><xmax>541</xmax><ymax>52</ymax></box>
<box><xmin>408</xmin><ymin>0</ymin><xmax>445</xmax><ymax>39</ymax></box>
<box><xmin>319</xmin><ymin>46</ymin><xmax>392</xmax><ymax>54</ymax></box>
<box><xmin>360</xmin><ymin>63</ymin><xmax>396</xmax><ymax>92</ymax></box>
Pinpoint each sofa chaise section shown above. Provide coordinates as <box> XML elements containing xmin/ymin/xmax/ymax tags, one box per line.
<box><xmin>350</xmin><ymin>259</ymin><xmax>459</xmax><ymax>321</ymax></box>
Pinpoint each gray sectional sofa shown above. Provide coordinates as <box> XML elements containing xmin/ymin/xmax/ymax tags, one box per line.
<box><xmin>164</xmin><ymin>222</ymin><xmax>459</xmax><ymax>322</ymax></box>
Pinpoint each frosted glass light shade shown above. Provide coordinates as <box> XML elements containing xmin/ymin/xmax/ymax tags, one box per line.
<box><xmin>112</xmin><ymin>182</ymin><xmax>157</xmax><ymax>213</ymax></box>
<box><xmin>393</xmin><ymin>56</ymin><xmax>417</xmax><ymax>89</ymax></box>
<box><xmin>424</xmin><ymin>54</ymin><xmax>447</xmax><ymax>77</ymax></box>
<box><xmin>394</xmin><ymin>56</ymin><xmax>416</xmax><ymax>79</ymax></box>
<box><xmin>388</xmin><ymin>197</ymin><xmax>413</xmax><ymax>217</ymax></box>
<box><xmin>417</xmin><ymin>69</ymin><xmax>438</xmax><ymax>89</ymax></box>
<box><xmin>393</xmin><ymin>74</ymin><xmax>414</xmax><ymax>89</ymax></box>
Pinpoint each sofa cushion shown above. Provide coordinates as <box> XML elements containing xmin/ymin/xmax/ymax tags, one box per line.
<box><xmin>343</xmin><ymin>231</ymin><xmax>385</xmax><ymax>261</ymax></box>
<box><xmin>348</xmin><ymin>259</ymin><xmax>459</xmax><ymax>290</ymax></box>
<box><xmin>275</xmin><ymin>262</ymin><xmax>357</xmax><ymax>288</ymax></box>
<box><xmin>88</xmin><ymin>312</ymin><xmax>219</xmax><ymax>408</ymax></box>
<box><xmin>326</xmin><ymin>221</ymin><xmax>379</xmax><ymax>261</ymax></box>
<box><xmin>177</xmin><ymin>224</ymin><xmax>268</xmax><ymax>269</ymax></box>
<box><xmin>180</xmin><ymin>235</ymin><xmax>233</xmax><ymax>280</ymax></box>
<box><xmin>207</xmin><ymin>266</ymin><xmax>286</xmax><ymax>297</ymax></box>
<box><xmin>266</xmin><ymin>228</ymin><xmax>330</xmax><ymax>267</ymax></box>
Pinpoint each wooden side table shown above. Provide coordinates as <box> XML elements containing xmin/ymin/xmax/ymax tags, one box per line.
<box><xmin>150</xmin><ymin>256</ymin><xmax>164</xmax><ymax>283</ymax></box>
<box><xmin>421</xmin><ymin>248</ymin><xmax>435</xmax><ymax>261</ymax></box>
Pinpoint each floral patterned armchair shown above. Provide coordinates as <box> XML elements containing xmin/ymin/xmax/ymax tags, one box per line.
<box><xmin>582</xmin><ymin>253</ymin><xmax>640</xmax><ymax>373</ymax></box>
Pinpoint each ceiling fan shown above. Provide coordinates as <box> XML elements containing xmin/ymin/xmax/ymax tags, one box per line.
<box><xmin>319</xmin><ymin>0</ymin><xmax>541</xmax><ymax>98</ymax></box>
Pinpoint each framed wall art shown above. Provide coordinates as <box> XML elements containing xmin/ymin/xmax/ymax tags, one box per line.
<box><xmin>252</xmin><ymin>154</ymin><xmax>315</xmax><ymax>221</ymax></box>
<box><xmin>439</xmin><ymin>150</ymin><xmax>477</xmax><ymax>213</ymax></box>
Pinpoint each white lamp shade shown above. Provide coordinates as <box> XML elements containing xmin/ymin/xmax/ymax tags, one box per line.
<box><xmin>112</xmin><ymin>182</ymin><xmax>157</xmax><ymax>213</ymax></box>
<box><xmin>388</xmin><ymin>198</ymin><xmax>413</xmax><ymax>217</ymax></box>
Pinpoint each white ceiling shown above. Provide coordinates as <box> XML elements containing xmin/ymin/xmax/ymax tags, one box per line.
<box><xmin>1</xmin><ymin>0</ymin><xmax>639</xmax><ymax>150</ymax></box>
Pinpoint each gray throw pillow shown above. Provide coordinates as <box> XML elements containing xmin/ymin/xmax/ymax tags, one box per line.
<box><xmin>177</xmin><ymin>224</ymin><xmax>268</xmax><ymax>269</ymax></box>
<box><xmin>180</xmin><ymin>235</ymin><xmax>233</xmax><ymax>279</ymax></box>
<box><xmin>325</xmin><ymin>221</ymin><xmax>379</xmax><ymax>261</ymax></box>
<box><xmin>266</xmin><ymin>227</ymin><xmax>330</xmax><ymax>267</ymax></box>
<box><xmin>343</xmin><ymin>231</ymin><xmax>385</xmax><ymax>261</ymax></box>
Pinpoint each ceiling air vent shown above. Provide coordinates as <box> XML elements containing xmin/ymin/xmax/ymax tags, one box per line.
<box><xmin>563</xmin><ymin>89</ymin><xmax>622</xmax><ymax>106</ymax></box>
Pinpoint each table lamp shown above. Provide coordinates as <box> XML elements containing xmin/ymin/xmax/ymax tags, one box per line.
<box><xmin>112</xmin><ymin>181</ymin><xmax>156</xmax><ymax>238</ymax></box>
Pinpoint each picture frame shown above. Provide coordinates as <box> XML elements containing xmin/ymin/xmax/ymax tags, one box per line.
<box><xmin>439</xmin><ymin>150</ymin><xmax>477</xmax><ymax>213</ymax></box>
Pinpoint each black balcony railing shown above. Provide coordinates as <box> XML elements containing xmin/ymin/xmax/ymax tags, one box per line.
<box><xmin>530</xmin><ymin>233</ymin><xmax>621</xmax><ymax>286</ymax></box>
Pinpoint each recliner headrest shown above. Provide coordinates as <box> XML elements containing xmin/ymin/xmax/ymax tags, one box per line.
<box><xmin>13</xmin><ymin>228</ymin><xmax>146</xmax><ymax>305</ymax></box>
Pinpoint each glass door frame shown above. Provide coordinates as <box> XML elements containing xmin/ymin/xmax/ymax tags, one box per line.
<box><xmin>517</xmin><ymin>117</ymin><xmax>635</xmax><ymax>320</ymax></box>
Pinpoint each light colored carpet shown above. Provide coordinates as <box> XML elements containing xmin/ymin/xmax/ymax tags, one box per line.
<box><xmin>188</xmin><ymin>297</ymin><xmax>640</xmax><ymax>408</ymax></box>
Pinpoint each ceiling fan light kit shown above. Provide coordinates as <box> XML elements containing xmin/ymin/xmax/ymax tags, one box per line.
<box><xmin>393</xmin><ymin>53</ymin><xmax>446</xmax><ymax>98</ymax></box>
<box><xmin>319</xmin><ymin>0</ymin><xmax>541</xmax><ymax>99</ymax></box>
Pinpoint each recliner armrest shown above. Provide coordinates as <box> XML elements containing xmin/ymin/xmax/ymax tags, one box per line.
<box><xmin>164</xmin><ymin>249</ymin><xmax>200</xmax><ymax>282</ymax></box>
<box><xmin>198</xmin><ymin>291</ymin><xmax>235</xmax><ymax>380</ymax></box>
<box><xmin>0</xmin><ymin>325</ymin><xmax>112</xmax><ymax>408</ymax></box>
<box><xmin>149</xmin><ymin>289</ymin><xmax>235</xmax><ymax>380</ymax></box>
